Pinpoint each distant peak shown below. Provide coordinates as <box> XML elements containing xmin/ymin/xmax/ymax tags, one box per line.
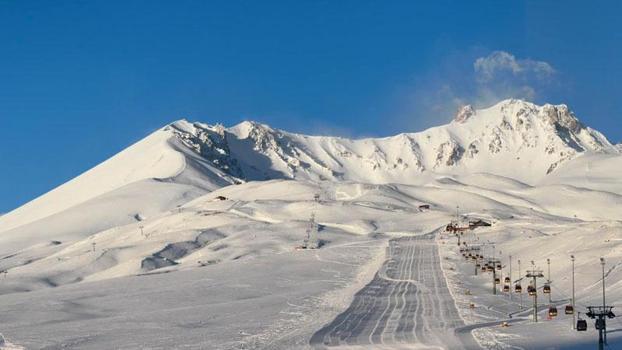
<box><xmin>167</xmin><ymin>119</ymin><xmax>195</xmax><ymax>133</ymax></box>
<box><xmin>229</xmin><ymin>120</ymin><xmax>275</xmax><ymax>139</ymax></box>
<box><xmin>453</xmin><ymin>105</ymin><xmax>475</xmax><ymax>123</ymax></box>
<box><xmin>487</xmin><ymin>98</ymin><xmax>537</xmax><ymax>110</ymax></box>
<box><xmin>234</xmin><ymin>120</ymin><xmax>272</xmax><ymax>129</ymax></box>
<box><xmin>167</xmin><ymin>118</ymin><xmax>189</xmax><ymax>127</ymax></box>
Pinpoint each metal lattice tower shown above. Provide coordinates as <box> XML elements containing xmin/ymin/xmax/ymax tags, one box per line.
<box><xmin>546</xmin><ymin>258</ymin><xmax>552</xmax><ymax>304</ymax></box>
<box><xmin>526</xmin><ymin>261</ymin><xmax>545</xmax><ymax>322</ymax></box>
<box><xmin>303</xmin><ymin>212</ymin><xmax>319</xmax><ymax>249</ymax></box>
<box><xmin>487</xmin><ymin>258</ymin><xmax>502</xmax><ymax>295</ymax></box>
<box><xmin>586</xmin><ymin>306</ymin><xmax>615</xmax><ymax>350</ymax></box>
<box><xmin>466</xmin><ymin>245</ymin><xmax>481</xmax><ymax>275</ymax></box>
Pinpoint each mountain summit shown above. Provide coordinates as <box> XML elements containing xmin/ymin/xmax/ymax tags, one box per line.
<box><xmin>167</xmin><ymin>99</ymin><xmax>617</xmax><ymax>186</ymax></box>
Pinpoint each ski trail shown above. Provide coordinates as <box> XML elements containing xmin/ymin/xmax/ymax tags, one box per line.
<box><xmin>309</xmin><ymin>233</ymin><xmax>478</xmax><ymax>349</ymax></box>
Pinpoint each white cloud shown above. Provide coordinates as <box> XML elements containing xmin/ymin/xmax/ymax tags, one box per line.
<box><xmin>392</xmin><ymin>49</ymin><xmax>559</xmax><ymax>131</ymax></box>
<box><xmin>474</xmin><ymin>51</ymin><xmax>555</xmax><ymax>83</ymax></box>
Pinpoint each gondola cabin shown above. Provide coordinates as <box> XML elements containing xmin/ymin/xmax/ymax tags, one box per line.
<box><xmin>576</xmin><ymin>318</ymin><xmax>587</xmax><ymax>331</ymax></box>
<box><xmin>543</xmin><ymin>284</ymin><xmax>551</xmax><ymax>294</ymax></box>
<box><xmin>515</xmin><ymin>284</ymin><xmax>522</xmax><ymax>293</ymax></box>
<box><xmin>496</xmin><ymin>264</ymin><xmax>502</xmax><ymax>270</ymax></box>
<box><xmin>565</xmin><ymin>305</ymin><xmax>574</xmax><ymax>315</ymax></box>
<box><xmin>503</xmin><ymin>285</ymin><xmax>510</xmax><ymax>292</ymax></box>
<box><xmin>504</xmin><ymin>277</ymin><xmax>511</xmax><ymax>283</ymax></box>
<box><xmin>494</xmin><ymin>278</ymin><xmax>500</xmax><ymax>284</ymax></box>
<box><xmin>528</xmin><ymin>286</ymin><xmax>536</xmax><ymax>296</ymax></box>
<box><xmin>548</xmin><ymin>306</ymin><xmax>558</xmax><ymax>317</ymax></box>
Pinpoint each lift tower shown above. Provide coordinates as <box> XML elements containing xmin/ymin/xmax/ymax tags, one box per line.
<box><xmin>481</xmin><ymin>241</ymin><xmax>499</xmax><ymax>295</ymax></box>
<box><xmin>546</xmin><ymin>258</ymin><xmax>552</xmax><ymax>304</ymax></box>
<box><xmin>517</xmin><ymin>259</ymin><xmax>523</xmax><ymax>310</ymax></box>
<box><xmin>508</xmin><ymin>255</ymin><xmax>513</xmax><ymax>301</ymax></box>
<box><xmin>586</xmin><ymin>306</ymin><xmax>615</xmax><ymax>350</ymax></box>
<box><xmin>526</xmin><ymin>261</ymin><xmax>545</xmax><ymax>322</ymax></box>
<box><xmin>487</xmin><ymin>258</ymin><xmax>502</xmax><ymax>295</ymax></box>
<box><xmin>301</xmin><ymin>212</ymin><xmax>319</xmax><ymax>249</ymax></box>
<box><xmin>571</xmin><ymin>255</ymin><xmax>576</xmax><ymax>329</ymax></box>
<box><xmin>463</xmin><ymin>244</ymin><xmax>481</xmax><ymax>275</ymax></box>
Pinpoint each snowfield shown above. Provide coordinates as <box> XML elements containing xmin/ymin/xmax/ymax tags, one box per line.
<box><xmin>0</xmin><ymin>100</ymin><xmax>621</xmax><ymax>349</ymax></box>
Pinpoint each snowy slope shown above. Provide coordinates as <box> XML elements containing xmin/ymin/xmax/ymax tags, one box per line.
<box><xmin>0</xmin><ymin>99</ymin><xmax>620</xmax><ymax>349</ymax></box>
<box><xmin>0</xmin><ymin>176</ymin><xmax>621</xmax><ymax>349</ymax></box>
<box><xmin>0</xmin><ymin>129</ymin><xmax>184</xmax><ymax>233</ymax></box>
<box><xmin>0</xmin><ymin>129</ymin><xmax>238</xmax><ymax>236</ymax></box>
<box><xmin>541</xmin><ymin>152</ymin><xmax>622</xmax><ymax>194</ymax></box>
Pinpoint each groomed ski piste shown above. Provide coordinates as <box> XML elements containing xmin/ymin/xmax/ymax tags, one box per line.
<box><xmin>0</xmin><ymin>100</ymin><xmax>621</xmax><ymax>349</ymax></box>
<box><xmin>310</xmin><ymin>233</ymin><xmax>479</xmax><ymax>349</ymax></box>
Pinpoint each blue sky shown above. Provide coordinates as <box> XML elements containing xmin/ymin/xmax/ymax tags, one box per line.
<box><xmin>1</xmin><ymin>0</ymin><xmax>621</xmax><ymax>212</ymax></box>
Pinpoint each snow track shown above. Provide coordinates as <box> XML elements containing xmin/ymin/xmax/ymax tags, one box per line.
<box><xmin>310</xmin><ymin>234</ymin><xmax>478</xmax><ymax>349</ymax></box>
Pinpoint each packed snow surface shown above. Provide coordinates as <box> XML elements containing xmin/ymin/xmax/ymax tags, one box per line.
<box><xmin>0</xmin><ymin>99</ymin><xmax>621</xmax><ymax>349</ymax></box>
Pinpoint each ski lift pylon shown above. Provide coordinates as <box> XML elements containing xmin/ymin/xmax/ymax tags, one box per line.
<box><xmin>596</xmin><ymin>318</ymin><xmax>605</xmax><ymax>330</ymax></box>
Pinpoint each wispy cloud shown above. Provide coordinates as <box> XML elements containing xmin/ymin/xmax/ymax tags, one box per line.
<box><xmin>474</xmin><ymin>51</ymin><xmax>555</xmax><ymax>83</ymax></box>
<box><xmin>393</xmin><ymin>49</ymin><xmax>559</xmax><ymax>131</ymax></box>
<box><xmin>471</xmin><ymin>51</ymin><xmax>556</xmax><ymax>106</ymax></box>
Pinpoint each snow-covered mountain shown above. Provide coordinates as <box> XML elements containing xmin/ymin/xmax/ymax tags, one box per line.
<box><xmin>1</xmin><ymin>99</ymin><xmax>618</xmax><ymax>234</ymax></box>
<box><xmin>169</xmin><ymin>99</ymin><xmax>617</xmax><ymax>185</ymax></box>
